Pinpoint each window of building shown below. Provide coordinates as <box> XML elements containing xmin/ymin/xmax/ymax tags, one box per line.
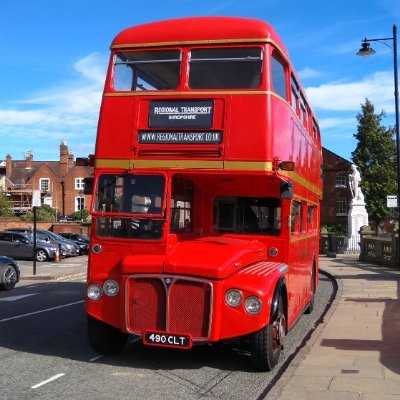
<box><xmin>113</xmin><ymin>50</ymin><xmax>181</xmax><ymax>91</ymax></box>
<box><xmin>335</xmin><ymin>176</ymin><xmax>346</xmax><ymax>187</ymax></box>
<box><xmin>271</xmin><ymin>52</ymin><xmax>287</xmax><ymax>99</ymax></box>
<box><xmin>75</xmin><ymin>196</ymin><xmax>85</xmax><ymax>212</ymax></box>
<box><xmin>336</xmin><ymin>197</ymin><xmax>347</xmax><ymax>216</ymax></box>
<box><xmin>189</xmin><ymin>47</ymin><xmax>263</xmax><ymax>89</ymax></box>
<box><xmin>39</xmin><ymin>178</ymin><xmax>50</xmax><ymax>193</ymax></box>
<box><xmin>75</xmin><ymin>178</ymin><xmax>85</xmax><ymax>190</ymax></box>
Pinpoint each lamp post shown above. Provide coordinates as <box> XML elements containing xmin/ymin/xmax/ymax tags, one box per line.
<box><xmin>357</xmin><ymin>25</ymin><xmax>400</xmax><ymax>263</ymax></box>
<box><xmin>60</xmin><ymin>177</ymin><xmax>65</xmax><ymax>219</ymax></box>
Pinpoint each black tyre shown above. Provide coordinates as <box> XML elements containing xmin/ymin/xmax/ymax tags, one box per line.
<box><xmin>35</xmin><ymin>249</ymin><xmax>48</xmax><ymax>262</ymax></box>
<box><xmin>250</xmin><ymin>297</ymin><xmax>286</xmax><ymax>371</ymax></box>
<box><xmin>0</xmin><ymin>264</ymin><xmax>18</xmax><ymax>291</ymax></box>
<box><xmin>87</xmin><ymin>314</ymin><xmax>128</xmax><ymax>355</ymax></box>
<box><xmin>305</xmin><ymin>267</ymin><xmax>315</xmax><ymax>314</ymax></box>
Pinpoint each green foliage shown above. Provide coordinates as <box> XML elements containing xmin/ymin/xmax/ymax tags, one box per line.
<box><xmin>352</xmin><ymin>98</ymin><xmax>397</xmax><ymax>227</ymax></box>
<box><xmin>0</xmin><ymin>193</ymin><xmax>15</xmax><ymax>216</ymax></box>
<box><xmin>20</xmin><ymin>204</ymin><xmax>58</xmax><ymax>222</ymax></box>
<box><xmin>68</xmin><ymin>209</ymin><xmax>90</xmax><ymax>223</ymax></box>
<box><xmin>322</xmin><ymin>223</ymin><xmax>347</xmax><ymax>236</ymax></box>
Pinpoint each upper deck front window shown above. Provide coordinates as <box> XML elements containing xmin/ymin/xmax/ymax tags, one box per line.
<box><xmin>189</xmin><ymin>47</ymin><xmax>263</xmax><ymax>89</ymax></box>
<box><xmin>113</xmin><ymin>50</ymin><xmax>181</xmax><ymax>91</ymax></box>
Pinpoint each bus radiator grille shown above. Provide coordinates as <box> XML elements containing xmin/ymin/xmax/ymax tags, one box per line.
<box><xmin>127</xmin><ymin>277</ymin><xmax>211</xmax><ymax>339</ymax></box>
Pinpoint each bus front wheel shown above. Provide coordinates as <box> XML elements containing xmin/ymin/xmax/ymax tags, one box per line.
<box><xmin>87</xmin><ymin>315</ymin><xmax>128</xmax><ymax>355</ymax></box>
<box><xmin>250</xmin><ymin>297</ymin><xmax>286</xmax><ymax>371</ymax></box>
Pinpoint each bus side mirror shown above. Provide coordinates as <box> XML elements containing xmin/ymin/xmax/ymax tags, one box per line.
<box><xmin>83</xmin><ymin>177</ymin><xmax>94</xmax><ymax>195</ymax></box>
<box><xmin>280</xmin><ymin>181</ymin><xmax>293</xmax><ymax>199</ymax></box>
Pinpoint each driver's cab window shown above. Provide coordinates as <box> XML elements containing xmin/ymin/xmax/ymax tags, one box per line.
<box><xmin>170</xmin><ymin>177</ymin><xmax>194</xmax><ymax>233</ymax></box>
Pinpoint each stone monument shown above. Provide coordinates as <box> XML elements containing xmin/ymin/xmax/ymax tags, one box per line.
<box><xmin>347</xmin><ymin>164</ymin><xmax>369</xmax><ymax>251</ymax></box>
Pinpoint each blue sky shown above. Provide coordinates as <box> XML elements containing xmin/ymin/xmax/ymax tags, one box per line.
<box><xmin>1</xmin><ymin>0</ymin><xmax>399</xmax><ymax>162</ymax></box>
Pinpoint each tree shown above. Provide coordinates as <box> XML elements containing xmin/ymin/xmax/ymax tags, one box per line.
<box><xmin>0</xmin><ymin>193</ymin><xmax>14</xmax><ymax>216</ymax></box>
<box><xmin>20</xmin><ymin>204</ymin><xmax>58</xmax><ymax>222</ymax></box>
<box><xmin>352</xmin><ymin>98</ymin><xmax>397</xmax><ymax>230</ymax></box>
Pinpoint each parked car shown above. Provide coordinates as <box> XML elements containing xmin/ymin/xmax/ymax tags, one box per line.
<box><xmin>6</xmin><ymin>228</ymin><xmax>80</xmax><ymax>257</ymax></box>
<box><xmin>0</xmin><ymin>231</ymin><xmax>59</xmax><ymax>262</ymax></box>
<box><xmin>58</xmin><ymin>233</ymin><xmax>89</xmax><ymax>255</ymax></box>
<box><xmin>0</xmin><ymin>256</ymin><xmax>20</xmax><ymax>291</ymax></box>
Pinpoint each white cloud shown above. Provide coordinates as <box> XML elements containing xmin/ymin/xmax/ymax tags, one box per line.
<box><xmin>318</xmin><ymin>117</ymin><xmax>355</xmax><ymax>130</ymax></box>
<box><xmin>298</xmin><ymin>67</ymin><xmax>324</xmax><ymax>80</ymax></box>
<box><xmin>306</xmin><ymin>70</ymin><xmax>394</xmax><ymax>113</ymax></box>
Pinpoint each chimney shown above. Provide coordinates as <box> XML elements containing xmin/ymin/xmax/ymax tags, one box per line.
<box><xmin>25</xmin><ymin>150</ymin><xmax>33</xmax><ymax>169</ymax></box>
<box><xmin>68</xmin><ymin>150</ymin><xmax>74</xmax><ymax>168</ymax></box>
<box><xmin>60</xmin><ymin>141</ymin><xmax>69</xmax><ymax>176</ymax></box>
<box><xmin>6</xmin><ymin>154</ymin><xmax>12</xmax><ymax>176</ymax></box>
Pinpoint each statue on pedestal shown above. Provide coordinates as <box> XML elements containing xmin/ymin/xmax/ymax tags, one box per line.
<box><xmin>349</xmin><ymin>164</ymin><xmax>364</xmax><ymax>203</ymax></box>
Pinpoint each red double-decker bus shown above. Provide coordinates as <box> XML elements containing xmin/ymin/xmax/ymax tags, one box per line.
<box><xmin>82</xmin><ymin>16</ymin><xmax>322</xmax><ymax>371</ymax></box>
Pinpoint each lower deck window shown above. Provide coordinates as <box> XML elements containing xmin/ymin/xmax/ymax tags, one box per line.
<box><xmin>213</xmin><ymin>197</ymin><xmax>281</xmax><ymax>235</ymax></box>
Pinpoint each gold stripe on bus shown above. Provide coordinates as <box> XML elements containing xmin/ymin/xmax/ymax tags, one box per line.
<box><xmin>290</xmin><ymin>233</ymin><xmax>319</xmax><ymax>243</ymax></box>
<box><xmin>224</xmin><ymin>161</ymin><xmax>273</xmax><ymax>170</ymax></box>
<box><xmin>293</xmin><ymin>194</ymin><xmax>319</xmax><ymax>206</ymax></box>
<box><xmin>103</xmin><ymin>90</ymin><xmax>269</xmax><ymax>97</ymax></box>
<box><xmin>280</xmin><ymin>170</ymin><xmax>322</xmax><ymax>197</ymax></box>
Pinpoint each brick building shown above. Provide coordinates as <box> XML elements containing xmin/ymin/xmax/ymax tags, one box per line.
<box><xmin>1</xmin><ymin>142</ymin><xmax>93</xmax><ymax>217</ymax></box>
<box><xmin>321</xmin><ymin>147</ymin><xmax>353</xmax><ymax>226</ymax></box>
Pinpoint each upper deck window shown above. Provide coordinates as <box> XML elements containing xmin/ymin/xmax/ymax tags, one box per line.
<box><xmin>113</xmin><ymin>50</ymin><xmax>181</xmax><ymax>91</ymax></box>
<box><xmin>271</xmin><ymin>52</ymin><xmax>287</xmax><ymax>99</ymax></box>
<box><xmin>189</xmin><ymin>47</ymin><xmax>262</xmax><ymax>89</ymax></box>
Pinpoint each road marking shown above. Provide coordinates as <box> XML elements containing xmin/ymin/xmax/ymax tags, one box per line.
<box><xmin>0</xmin><ymin>300</ymin><xmax>84</xmax><ymax>323</ymax></box>
<box><xmin>0</xmin><ymin>293</ymin><xmax>39</xmax><ymax>302</ymax></box>
<box><xmin>89</xmin><ymin>355</ymin><xmax>103</xmax><ymax>362</ymax></box>
<box><xmin>31</xmin><ymin>373</ymin><xmax>65</xmax><ymax>389</ymax></box>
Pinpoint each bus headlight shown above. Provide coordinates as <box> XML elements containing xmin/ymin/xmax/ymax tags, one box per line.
<box><xmin>225</xmin><ymin>289</ymin><xmax>243</xmax><ymax>308</ymax></box>
<box><xmin>245</xmin><ymin>296</ymin><xmax>262</xmax><ymax>315</ymax></box>
<box><xmin>103</xmin><ymin>280</ymin><xmax>119</xmax><ymax>296</ymax></box>
<box><xmin>87</xmin><ymin>284</ymin><xmax>103</xmax><ymax>301</ymax></box>
<box><xmin>92</xmin><ymin>244</ymin><xmax>102</xmax><ymax>254</ymax></box>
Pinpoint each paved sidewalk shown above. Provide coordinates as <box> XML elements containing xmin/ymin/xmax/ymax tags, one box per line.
<box><xmin>18</xmin><ymin>256</ymin><xmax>87</xmax><ymax>281</ymax></box>
<box><xmin>269</xmin><ymin>255</ymin><xmax>400</xmax><ymax>400</ymax></box>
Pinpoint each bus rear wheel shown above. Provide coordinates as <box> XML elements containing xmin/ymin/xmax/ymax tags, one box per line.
<box><xmin>250</xmin><ymin>297</ymin><xmax>286</xmax><ymax>371</ymax></box>
<box><xmin>87</xmin><ymin>315</ymin><xmax>128</xmax><ymax>355</ymax></box>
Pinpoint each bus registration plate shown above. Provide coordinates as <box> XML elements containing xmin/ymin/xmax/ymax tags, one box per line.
<box><xmin>143</xmin><ymin>331</ymin><xmax>192</xmax><ymax>349</ymax></box>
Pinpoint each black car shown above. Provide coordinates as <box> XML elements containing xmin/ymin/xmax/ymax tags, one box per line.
<box><xmin>0</xmin><ymin>256</ymin><xmax>20</xmax><ymax>291</ymax></box>
<box><xmin>58</xmin><ymin>233</ymin><xmax>89</xmax><ymax>255</ymax></box>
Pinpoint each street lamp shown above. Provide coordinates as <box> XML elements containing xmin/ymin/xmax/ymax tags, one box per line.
<box><xmin>60</xmin><ymin>177</ymin><xmax>65</xmax><ymax>218</ymax></box>
<box><xmin>357</xmin><ymin>25</ymin><xmax>400</xmax><ymax>263</ymax></box>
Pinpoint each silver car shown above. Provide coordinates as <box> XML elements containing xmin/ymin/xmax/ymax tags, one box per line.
<box><xmin>6</xmin><ymin>228</ymin><xmax>80</xmax><ymax>257</ymax></box>
<box><xmin>0</xmin><ymin>231</ymin><xmax>59</xmax><ymax>262</ymax></box>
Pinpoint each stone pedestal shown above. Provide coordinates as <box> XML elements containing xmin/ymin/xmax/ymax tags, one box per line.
<box><xmin>347</xmin><ymin>200</ymin><xmax>369</xmax><ymax>252</ymax></box>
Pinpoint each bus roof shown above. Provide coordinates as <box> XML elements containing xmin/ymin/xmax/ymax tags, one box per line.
<box><xmin>111</xmin><ymin>17</ymin><xmax>289</xmax><ymax>57</ymax></box>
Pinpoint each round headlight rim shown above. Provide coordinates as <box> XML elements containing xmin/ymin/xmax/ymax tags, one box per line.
<box><xmin>87</xmin><ymin>283</ymin><xmax>103</xmax><ymax>301</ymax></box>
<box><xmin>225</xmin><ymin>288</ymin><xmax>243</xmax><ymax>308</ymax></box>
<box><xmin>244</xmin><ymin>295</ymin><xmax>263</xmax><ymax>315</ymax></box>
<box><xmin>103</xmin><ymin>279</ymin><xmax>120</xmax><ymax>297</ymax></box>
